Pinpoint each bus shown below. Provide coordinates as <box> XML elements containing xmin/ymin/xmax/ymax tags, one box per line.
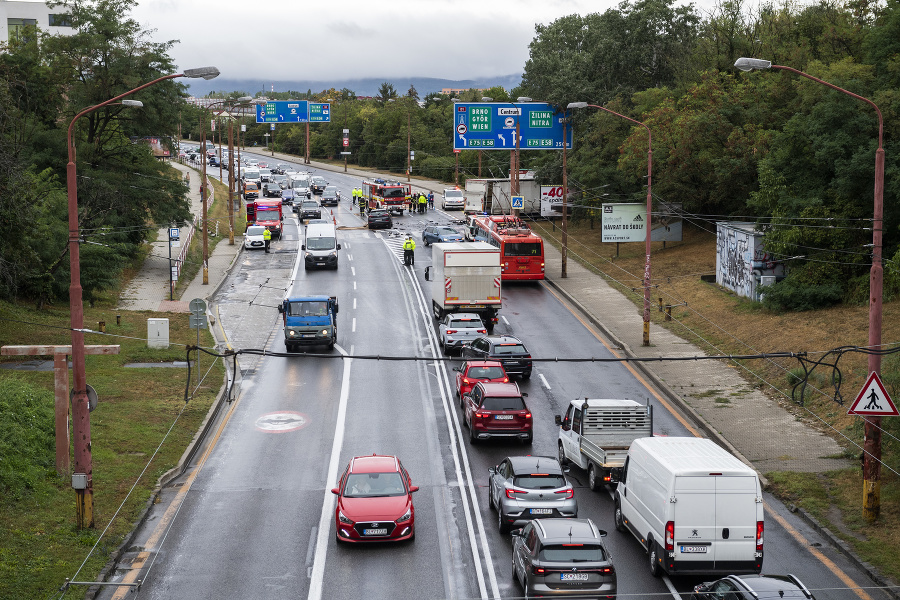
<box><xmin>471</xmin><ymin>215</ymin><xmax>544</xmax><ymax>280</ymax></box>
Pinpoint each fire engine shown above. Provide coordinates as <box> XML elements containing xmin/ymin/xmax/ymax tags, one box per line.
<box><xmin>361</xmin><ymin>178</ymin><xmax>410</xmax><ymax>215</ymax></box>
<box><xmin>246</xmin><ymin>200</ymin><xmax>284</xmax><ymax>239</ymax></box>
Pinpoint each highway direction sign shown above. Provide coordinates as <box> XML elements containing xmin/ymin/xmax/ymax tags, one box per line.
<box><xmin>309</xmin><ymin>103</ymin><xmax>331</xmax><ymax>122</ymax></box>
<box><xmin>848</xmin><ymin>372</ymin><xmax>898</xmax><ymax>416</ymax></box>
<box><xmin>453</xmin><ymin>102</ymin><xmax>572</xmax><ymax>151</ymax></box>
<box><xmin>257</xmin><ymin>101</ymin><xmax>309</xmax><ymax>123</ymax></box>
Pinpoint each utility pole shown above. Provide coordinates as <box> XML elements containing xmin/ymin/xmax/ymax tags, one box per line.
<box><xmin>227</xmin><ymin>121</ymin><xmax>235</xmax><ymax>245</ymax></box>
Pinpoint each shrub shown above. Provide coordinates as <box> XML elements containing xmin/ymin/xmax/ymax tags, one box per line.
<box><xmin>0</xmin><ymin>376</ymin><xmax>55</xmax><ymax>502</ymax></box>
<box><xmin>761</xmin><ymin>277</ymin><xmax>843</xmax><ymax>311</ymax></box>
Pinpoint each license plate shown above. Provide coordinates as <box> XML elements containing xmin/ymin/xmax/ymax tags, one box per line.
<box><xmin>460</xmin><ymin>305</ymin><xmax>486</xmax><ymax>309</ymax></box>
<box><xmin>680</xmin><ymin>545</ymin><xmax>708</xmax><ymax>553</ymax></box>
<box><xmin>530</xmin><ymin>508</ymin><xmax>553</xmax><ymax>515</ymax></box>
<box><xmin>302</xmin><ymin>334</ymin><xmax>315</xmax><ymax>338</ymax></box>
<box><xmin>560</xmin><ymin>573</ymin><xmax>589</xmax><ymax>581</ymax></box>
<box><xmin>495</xmin><ymin>415</ymin><xmax>514</xmax><ymax>420</ymax></box>
<box><xmin>364</xmin><ymin>528</ymin><xmax>388</xmax><ymax>536</ymax></box>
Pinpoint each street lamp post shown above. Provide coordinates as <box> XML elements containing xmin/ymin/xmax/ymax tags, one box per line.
<box><xmin>569</xmin><ymin>101</ymin><xmax>653</xmax><ymax>346</ymax></box>
<box><xmin>735</xmin><ymin>57</ymin><xmax>885</xmax><ymax>520</ymax></box>
<box><xmin>66</xmin><ymin>66</ymin><xmax>219</xmax><ymax>528</ymax></box>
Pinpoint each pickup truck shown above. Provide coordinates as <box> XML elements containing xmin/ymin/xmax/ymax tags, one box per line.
<box><xmin>278</xmin><ymin>295</ymin><xmax>339</xmax><ymax>351</ymax></box>
<box><xmin>555</xmin><ymin>399</ymin><xmax>652</xmax><ymax>491</ymax></box>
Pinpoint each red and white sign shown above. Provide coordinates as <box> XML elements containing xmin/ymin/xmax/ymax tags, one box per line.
<box><xmin>343</xmin><ymin>139</ymin><xmax>349</xmax><ymax>147</ymax></box>
<box><xmin>848</xmin><ymin>372</ymin><xmax>898</xmax><ymax>416</ymax></box>
<box><xmin>457</xmin><ymin>124</ymin><xmax>467</xmax><ymax>135</ymax></box>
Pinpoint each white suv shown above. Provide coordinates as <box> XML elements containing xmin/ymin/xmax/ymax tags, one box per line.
<box><xmin>442</xmin><ymin>188</ymin><xmax>465</xmax><ymax>209</ymax></box>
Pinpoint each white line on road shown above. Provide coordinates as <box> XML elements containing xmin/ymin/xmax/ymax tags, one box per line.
<box><xmin>538</xmin><ymin>373</ymin><xmax>551</xmax><ymax>390</ymax></box>
<box><xmin>351</xmin><ymin>266</ymin><xmax>356</xmax><ymax>277</ymax></box>
<box><xmin>347</xmin><ymin>254</ymin><xmax>352</xmax><ymax>262</ymax></box>
<box><xmin>663</xmin><ymin>574</ymin><xmax>680</xmax><ymax>599</ymax></box>
<box><xmin>353</xmin><ymin>298</ymin><xmax>357</xmax><ymax>310</ymax></box>
<box><xmin>353</xmin><ymin>281</ymin><xmax>356</xmax><ymax>290</ymax></box>
<box><xmin>351</xmin><ymin>318</ymin><xmax>356</xmax><ymax>333</ymax></box>
<box><xmin>501</xmin><ymin>315</ymin><xmax>510</xmax><ymax>326</ymax></box>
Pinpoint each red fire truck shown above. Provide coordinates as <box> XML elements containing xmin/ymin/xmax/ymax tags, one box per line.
<box><xmin>362</xmin><ymin>179</ymin><xmax>411</xmax><ymax>215</ymax></box>
<box><xmin>246</xmin><ymin>200</ymin><xmax>283</xmax><ymax>239</ymax></box>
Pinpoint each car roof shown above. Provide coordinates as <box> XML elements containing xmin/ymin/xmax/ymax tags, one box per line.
<box><xmin>447</xmin><ymin>313</ymin><xmax>482</xmax><ymax>320</ymax></box>
<box><xmin>507</xmin><ymin>455</ymin><xmax>563</xmax><ymax>475</ymax></box>
<box><xmin>349</xmin><ymin>454</ymin><xmax>400</xmax><ymax>473</ymax></box>
<box><xmin>729</xmin><ymin>575</ymin><xmax>812</xmax><ymax>598</ymax></box>
<box><xmin>464</xmin><ymin>360</ymin><xmax>504</xmax><ymax>369</ymax></box>
<box><xmin>475</xmin><ymin>381</ymin><xmax>522</xmax><ymax>396</ymax></box>
<box><xmin>483</xmin><ymin>335</ymin><xmax>524</xmax><ymax>345</ymax></box>
<box><xmin>535</xmin><ymin>518</ymin><xmax>601</xmax><ymax>542</ymax></box>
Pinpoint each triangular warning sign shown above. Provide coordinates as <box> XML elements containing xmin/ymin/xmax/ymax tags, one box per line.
<box><xmin>848</xmin><ymin>372</ymin><xmax>898</xmax><ymax>416</ymax></box>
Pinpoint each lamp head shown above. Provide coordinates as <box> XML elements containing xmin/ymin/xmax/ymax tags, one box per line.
<box><xmin>567</xmin><ymin>102</ymin><xmax>588</xmax><ymax>110</ymax></box>
<box><xmin>236</xmin><ymin>96</ymin><xmax>253</xmax><ymax>102</ymax></box>
<box><xmin>734</xmin><ymin>57</ymin><xmax>772</xmax><ymax>72</ymax></box>
<box><xmin>183</xmin><ymin>67</ymin><xmax>220</xmax><ymax>80</ymax></box>
<box><xmin>517</xmin><ymin>96</ymin><xmax>532</xmax><ymax>102</ymax></box>
<box><xmin>121</xmin><ymin>99</ymin><xmax>143</xmax><ymax>107</ymax></box>
<box><xmin>481</xmin><ymin>96</ymin><xmax>493</xmax><ymax>102</ymax></box>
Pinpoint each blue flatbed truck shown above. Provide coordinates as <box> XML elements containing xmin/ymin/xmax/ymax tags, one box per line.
<box><xmin>278</xmin><ymin>295</ymin><xmax>339</xmax><ymax>351</ymax></box>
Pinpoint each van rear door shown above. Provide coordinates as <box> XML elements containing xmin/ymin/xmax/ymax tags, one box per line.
<box><xmin>713</xmin><ymin>475</ymin><xmax>760</xmax><ymax>567</ymax></box>
<box><xmin>673</xmin><ymin>476</ymin><xmax>716</xmax><ymax>565</ymax></box>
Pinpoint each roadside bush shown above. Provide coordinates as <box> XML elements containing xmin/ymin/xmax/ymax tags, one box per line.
<box><xmin>0</xmin><ymin>376</ymin><xmax>55</xmax><ymax>502</ymax></box>
<box><xmin>761</xmin><ymin>277</ymin><xmax>843</xmax><ymax>311</ymax></box>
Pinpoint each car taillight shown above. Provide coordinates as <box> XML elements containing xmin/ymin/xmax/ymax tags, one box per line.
<box><xmin>756</xmin><ymin>521</ymin><xmax>764</xmax><ymax>552</ymax></box>
<box><xmin>478</xmin><ymin>329</ymin><xmax>487</xmax><ymax>334</ymax></box>
<box><xmin>445</xmin><ymin>329</ymin><xmax>457</xmax><ymax>334</ymax></box>
<box><xmin>665</xmin><ymin>521</ymin><xmax>674</xmax><ymax>551</ymax></box>
<box><xmin>503</xmin><ymin>378</ymin><xmax>509</xmax><ymax>383</ymax></box>
<box><xmin>525</xmin><ymin>412</ymin><xmax>532</xmax><ymax>419</ymax></box>
<box><xmin>599</xmin><ymin>566</ymin><xmax>615</xmax><ymax>575</ymax></box>
<box><xmin>532</xmin><ymin>566</ymin><xmax>546</xmax><ymax>576</ymax></box>
<box><xmin>555</xmin><ymin>488</ymin><xmax>574</xmax><ymax>499</ymax></box>
<box><xmin>506</xmin><ymin>488</ymin><xmax>527</xmax><ymax>499</ymax></box>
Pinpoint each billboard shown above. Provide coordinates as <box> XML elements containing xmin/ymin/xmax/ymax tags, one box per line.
<box><xmin>540</xmin><ymin>185</ymin><xmax>572</xmax><ymax>217</ymax></box>
<box><xmin>601</xmin><ymin>202</ymin><xmax>683</xmax><ymax>243</ymax></box>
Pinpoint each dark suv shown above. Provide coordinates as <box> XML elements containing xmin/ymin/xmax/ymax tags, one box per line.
<box><xmin>512</xmin><ymin>518</ymin><xmax>616</xmax><ymax>599</ymax></box>
<box><xmin>461</xmin><ymin>335</ymin><xmax>532</xmax><ymax>379</ymax></box>
<box><xmin>299</xmin><ymin>200</ymin><xmax>322</xmax><ymax>220</ymax></box>
<box><xmin>462</xmin><ymin>381</ymin><xmax>532</xmax><ymax>444</ymax></box>
<box><xmin>692</xmin><ymin>575</ymin><xmax>815</xmax><ymax>599</ymax></box>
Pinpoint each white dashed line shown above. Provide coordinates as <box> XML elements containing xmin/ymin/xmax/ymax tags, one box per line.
<box><xmin>352</xmin><ymin>318</ymin><xmax>356</xmax><ymax>333</ymax></box>
<box><xmin>353</xmin><ymin>298</ymin><xmax>357</xmax><ymax>310</ymax></box>
<box><xmin>501</xmin><ymin>315</ymin><xmax>510</xmax><ymax>326</ymax></box>
<box><xmin>538</xmin><ymin>374</ymin><xmax>551</xmax><ymax>390</ymax></box>
<box><xmin>351</xmin><ymin>266</ymin><xmax>356</xmax><ymax>277</ymax></box>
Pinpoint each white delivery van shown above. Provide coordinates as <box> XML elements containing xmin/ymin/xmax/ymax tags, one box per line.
<box><xmin>302</xmin><ymin>222</ymin><xmax>340</xmax><ymax>270</ymax></box>
<box><xmin>614</xmin><ymin>437</ymin><xmax>763</xmax><ymax>577</ymax></box>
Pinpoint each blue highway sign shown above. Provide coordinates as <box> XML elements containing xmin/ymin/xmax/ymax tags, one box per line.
<box><xmin>257</xmin><ymin>101</ymin><xmax>309</xmax><ymax>123</ymax></box>
<box><xmin>453</xmin><ymin>102</ymin><xmax>572</xmax><ymax>151</ymax></box>
<box><xmin>309</xmin><ymin>103</ymin><xmax>331</xmax><ymax>122</ymax></box>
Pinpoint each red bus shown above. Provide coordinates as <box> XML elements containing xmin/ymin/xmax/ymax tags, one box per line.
<box><xmin>471</xmin><ymin>216</ymin><xmax>544</xmax><ymax>280</ymax></box>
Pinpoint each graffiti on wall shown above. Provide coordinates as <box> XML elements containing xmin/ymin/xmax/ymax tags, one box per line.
<box><xmin>717</xmin><ymin>227</ymin><xmax>753</xmax><ymax>298</ymax></box>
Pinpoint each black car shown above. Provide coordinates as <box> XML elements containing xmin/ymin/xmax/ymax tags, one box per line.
<box><xmin>692</xmin><ymin>575</ymin><xmax>815</xmax><ymax>599</ymax></box>
<box><xmin>299</xmin><ymin>200</ymin><xmax>322</xmax><ymax>220</ymax></box>
<box><xmin>321</xmin><ymin>185</ymin><xmax>339</xmax><ymax>207</ymax></box>
<box><xmin>461</xmin><ymin>335</ymin><xmax>532</xmax><ymax>379</ymax></box>
<box><xmin>367</xmin><ymin>209</ymin><xmax>392</xmax><ymax>230</ymax></box>
<box><xmin>262</xmin><ymin>182</ymin><xmax>282</xmax><ymax>198</ymax></box>
<box><xmin>310</xmin><ymin>176</ymin><xmax>327</xmax><ymax>195</ymax></box>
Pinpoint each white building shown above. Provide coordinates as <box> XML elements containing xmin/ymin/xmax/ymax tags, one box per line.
<box><xmin>1</xmin><ymin>0</ymin><xmax>73</xmax><ymax>46</ymax></box>
<box><xmin>716</xmin><ymin>222</ymin><xmax>786</xmax><ymax>301</ymax></box>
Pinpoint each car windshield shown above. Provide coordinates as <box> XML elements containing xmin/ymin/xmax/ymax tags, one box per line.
<box><xmin>312</xmin><ymin>177</ymin><xmax>325</xmax><ymax>184</ymax></box>
<box><xmin>539</xmin><ymin>544</ymin><xmax>606</xmax><ymax>562</ymax></box>
<box><xmin>288</xmin><ymin>301</ymin><xmax>328</xmax><ymax>317</ymax></box>
<box><xmin>344</xmin><ymin>472</ymin><xmax>406</xmax><ymax>497</ymax></box>
<box><xmin>303</xmin><ymin>202</ymin><xmax>317</xmax><ymax>208</ymax></box>
<box><xmin>306</xmin><ymin>237</ymin><xmax>335</xmax><ymax>251</ymax></box>
<box><xmin>481</xmin><ymin>396</ymin><xmax>525</xmax><ymax>411</ymax></box>
<box><xmin>438</xmin><ymin>228</ymin><xmax>460</xmax><ymax>235</ymax></box>
<box><xmin>246</xmin><ymin>226</ymin><xmax>266</xmax><ymax>236</ymax></box>
<box><xmin>256</xmin><ymin>209</ymin><xmax>280</xmax><ymax>221</ymax></box>
<box><xmin>504</xmin><ymin>242</ymin><xmax>542</xmax><ymax>257</ymax></box>
<box><xmin>514</xmin><ymin>474</ymin><xmax>566</xmax><ymax>489</ymax></box>
<box><xmin>449</xmin><ymin>319</ymin><xmax>482</xmax><ymax>328</ymax></box>
<box><xmin>325</xmin><ymin>186</ymin><xmax>337</xmax><ymax>193</ymax></box>
<box><xmin>467</xmin><ymin>366</ymin><xmax>505</xmax><ymax>379</ymax></box>
<box><xmin>370</xmin><ymin>210</ymin><xmax>388</xmax><ymax>217</ymax></box>
<box><xmin>445</xmin><ymin>190</ymin><xmax>463</xmax><ymax>198</ymax></box>
<box><xmin>493</xmin><ymin>344</ymin><xmax>527</xmax><ymax>355</ymax></box>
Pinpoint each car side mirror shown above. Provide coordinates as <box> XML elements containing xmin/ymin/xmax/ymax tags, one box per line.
<box><xmin>510</xmin><ymin>528</ymin><xmax>524</xmax><ymax>537</ymax></box>
<box><xmin>277</xmin><ymin>305</ymin><xmax>284</xmax><ymax>314</ymax></box>
<box><xmin>337</xmin><ymin>243</ymin><xmax>342</xmax><ymax>250</ymax></box>
<box><xmin>554</xmin><ymin>415</ymin><xmax>562</xmax><ymax>426</ymax></box>
<box><xmin>598</xmin><ymin>530</ymin><xmax>608</xmax><ymax>537</ymax></box>
<box><xmin>488</xmin><ymin>466</ymin><xmax>496</xmax><ymax>474</ymax></box>
<box><xmin>522</xmin><ymin>393</ymin><xmax>528</xmax><ymax>398</ymax></box>
<box><xmin>409</xmin><ymin>485</ymin><xmax>419</xmax><ymax>493</ymax></box>
<box><xmin>424</xmin><ymin>266</ymin><xmax>430</xmax><ymax>281</ymax></box>
<box><xmin>331</xmin><ymin>487</ymin><xmax>339</xmax><ymax>495</ymax></box>
<box><xmin>453</xmin><ymin>365</ymin><xmax>461</xmax><ymax>372</ymax></box>
<box><xmin>301</xmin><ymin>244</ymin><xmax>306</xmax><ymax>250</ymax></box>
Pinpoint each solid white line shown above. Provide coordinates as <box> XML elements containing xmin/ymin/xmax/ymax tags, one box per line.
<box><xmin>501</xmin><ymin>315</ymin><xmax>510</xmax><ymax>326</ymax></box>
<box><xmin>538</xmin><ymin>373</ymin><xmax>551</xmax><ymax>390</ymax></box>
<box><xmin>663</xmin><ymin>574</ymin><xmax>680</xmax><ymax>599</ymax></box>
<box><xmin>306</xmin><ymin>344</ymin><xmax>351</xmax><ymax>600</ymax></box>
<box><xmin>351</xmin><ymin>318</ymin><xmax>356</xmax><ymax>333</ymax></box>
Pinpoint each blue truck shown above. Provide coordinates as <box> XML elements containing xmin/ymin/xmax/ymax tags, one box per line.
<box><xmin>278</xmin><ymin>295</ymin><xmax>339</xmax><ymax>352</ymax></box>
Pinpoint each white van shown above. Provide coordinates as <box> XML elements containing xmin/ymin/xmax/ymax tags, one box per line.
<box><xmin>303</xmin><ymin>222</ymin><xmax>340</xmax><ymax>270</ymax></box>
<box><xmin>614</xmin><ymin>437</ymin><xmax>763</xmax><ymax>577</ymax></box>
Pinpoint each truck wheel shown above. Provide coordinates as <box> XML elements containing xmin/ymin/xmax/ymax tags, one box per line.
<box><xmin>588</xmin><ymin>464</ymin><xmax>600</xmax><ymax>491</ymax></box>
<box><xmin>614</xmin><ymin>502</ymin><xmax>627</xmax><ymax>533</ymax></box>
<box><xmin>648</xmin><ymin>538</ymin><xmax>661</xmax><ymax>577</ymax></box>
<box><xmin>486</xmin><ymin>323</ymin><xmax>495</xmax><ymax>334</ymax></box>
<box><xmin>557</xmin><ymin>443</ymin><xmax>567</xmax><ymax>466</ymax></box>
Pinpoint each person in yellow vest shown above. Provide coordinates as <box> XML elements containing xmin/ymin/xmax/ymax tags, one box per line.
<box><xmin>263</xmin><ymin>227</ymin><xmax>272</xmax><ymax>253</ymax></box>
<box><xmin>403</xmin><ymin>235</ymin><xmax>416</xmax><ymax>266</ymax></box>
<box><xmin>418</xmin><ymin>192</ymin><xmax>427</xmax><ymax>214</ymax></box>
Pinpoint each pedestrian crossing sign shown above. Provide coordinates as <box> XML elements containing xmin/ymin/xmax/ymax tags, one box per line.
<box><xmin>511</xmin><ymin>196</ymin><xmax>524</xmax><ymax>209</ymax></box>
<box><xmin>848</xmin><ymin>371</ymin><xmax>898</xmax><ymax>416</ymax></box>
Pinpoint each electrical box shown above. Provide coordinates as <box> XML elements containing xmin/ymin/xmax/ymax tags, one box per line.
<box><xmin>72</xmin><ymin>473</ymin><xmax>87</xmax><ymax>490</ymax></box>
<box><xmin>148</xmin><ymin>318</ymin><xmax>170</xmax><ymax>349</ymax></box>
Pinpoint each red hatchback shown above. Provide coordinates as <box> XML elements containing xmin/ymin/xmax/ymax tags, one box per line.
<box><xmin>332</xmin><ymin>455</ymin><xmax>418</xmax><ymax>543</ymax></box>
<box><xmin>455</xmin><ymin>360</ymin><xmax>509</xmax><ymax>401</ymax></box>
<box><xmin>463</xmin><ymin>381</ymin><xmax>532</xmax><ymax>445</ymax></box>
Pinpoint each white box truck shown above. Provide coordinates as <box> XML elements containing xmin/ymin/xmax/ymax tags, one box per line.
<box><xmin>614</xmin><ymin>437</ymin><xmax>764</xmax><ymax>577</ymax></box>
<box><xmin>555</xmin><ymin>399</ymin><xmax>653</xmax><ymax>491</ymax></box>
<box><xmin>463</xmin><ymin>177</ymin><xmax>540</xmax><ymax>215</ymax></box>
<box><xmin>424</xmin><ymin>242</ymin><xmax>501</xmax><ymax>333</ymax></box>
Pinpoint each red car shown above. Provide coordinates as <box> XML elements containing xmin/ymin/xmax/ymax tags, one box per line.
<box><xmin>455</xmin><ymin>360</ymin><xmax>508</xmax><ymax>401</ymax></box>
<box><xmin>331</xmin><ymin>455</ymin><xmax>418</xmax><ymax>543</ymax></box>
<box><xmin>463</xmin><ymin>381</ymin><xmax>533</xmax><ymax>445</ymax></box>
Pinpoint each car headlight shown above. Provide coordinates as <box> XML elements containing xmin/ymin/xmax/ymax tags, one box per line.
<box><xmin>330</xmin><ymin>251</ymin><xmax>337</xmax><ymax>257</ymax></box>
<box><xmin>305</xmin><ymin>252</ymin><xmax>312</xmax><ymax>259</ymax></box>
<box><xmin>288</xmin><ymin>330</ymin><xmax>296</xmax><ymax>337</ymax></box>
<box><xmin>338</xmin><ymin>510</ymin><xmax>353</xmax><ymax>525</ymax></box>
<box><xmin>396</xmin><ymin>507</ymin><xmax>412</xmax><ymax>523</ymax></box>
<box><xmin>321</xmin><ymin>329</ymin><xmax>328</xmax><ymax>336</ymax></box>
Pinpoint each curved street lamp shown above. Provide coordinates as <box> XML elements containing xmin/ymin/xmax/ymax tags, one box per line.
<box><xmin>66</xmin><ymin>66</ymin><xmax>219</xmax><ymax>528</ymax></box>
<box><xmin>735</xmin><ymin>57</ymin><xmax>885</xmax><ymax>520</ymax></box>
<box><xmin>568</xmin><ymin>101</ymin><xmax>653</xmax><ymax>346</ymax></box>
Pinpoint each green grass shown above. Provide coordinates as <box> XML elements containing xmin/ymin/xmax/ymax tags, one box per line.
<box><xmin>0</xmin><ymin>297</ymin><xmax>221</xmax><ymax>599</ymax></box>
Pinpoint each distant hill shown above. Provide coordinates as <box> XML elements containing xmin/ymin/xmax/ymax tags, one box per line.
<box><xmin>184</xmin><ymin>75</ymin><xmax>522</xmax><ymax>98</ymax></box>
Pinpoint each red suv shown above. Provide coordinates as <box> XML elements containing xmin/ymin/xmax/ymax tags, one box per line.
<box><xmin>455</xmin><ymin>360</ymin><xmax>508</xmax><ymax>400</ymax></box>
<box><xmin>331</xmin><ymin>455</ymin><xmax>419</xmax><ymax>543</ymax></box>
<box><xmin>463</xmin><ymin>381</ymin><xmax>532</xmax><ymax>445</ymax></box>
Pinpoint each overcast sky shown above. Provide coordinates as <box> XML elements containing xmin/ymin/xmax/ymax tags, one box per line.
<box><xmin>129</xmin><ymin>0</ymin><xmax>716</xmax><ymax>85</ymax></box>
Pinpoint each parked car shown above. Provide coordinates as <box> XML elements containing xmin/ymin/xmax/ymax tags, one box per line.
<box><xmin>244</xmin><ymin>225</ymin><xmax>266</xmax><ymax>250</ymax></box>
<box><xmin>462</xmin><ymin>381</ymin><xmax>532</xmax><ymax>445</ymax></box>
<box><xmin>367</xmin><ymin>209</ymin><xmax>393</xmax><ymax>230</ymax></box>
<box><xmin>331</xmin><ymin>454</ymin><xmax>418</xmax><ymax>543</ymax></box>
<box><xmin>299</xmin><ymin>199</ymin><xmax>322</xmax><ymax>220</ymax></box>
<box><xmin>321</xmin><ymin>186</ymin><xmax>339</xmax><ymax>206</ymax></box>
<box><xmin>461</xmin><ymin>335</ymin><xmax>533</xmax><ymax>379</ymax></box>
<box><xmin>422</xmin><ymin>225</ymin><xmax>464</xmax><ymax>246</ymax></box>
<box><xmin>454</xmin><ymin>360</ymin><xmax>508</xmax><ymax>399</ymax></box>
<box><xmin>488</xmin><ymin>456</ymin><xmax>577</xmax><ymax>533</ymax></box>
<box><xmin>692</xmin><ymin>575</ymin><xmax>815</xmax><ymax>600</ymax></box>
<box><xmin>438</xmin><ymin>313</ymin><xmax>486</xmax><ymax>354</ymax></box>
<box><xmin>511</xmin><ymin>518</ymin><xmax>617</xmax><ymax>599</ymax></box>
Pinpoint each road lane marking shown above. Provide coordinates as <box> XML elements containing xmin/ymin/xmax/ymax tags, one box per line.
<box><xmin>351</xmin><ymin>266</ymin><xmax>356</xmax><ymax>277</ymax></box>
<box><xmin>501</xmin><ymin>315</ymin><xmax>510</xmax><ymax>326</ymax></box>
<box><xmin>353</xmin><ymin>297</ymin><xmax>356</xmax><ymax>310</ymax></box>
<box><xmin>353</xmin><ymin>281</ymin><xmax>356</xmax><ymax>290</ymax></box>
<box><xmin>351</xmin><ymin>318</ymin><xmax>356</xmax><ymax>333</ymax></box>
<box><xmin>538</xmin><ymin>373</ymin><xmax>551</xmax><ymax>390</ymax></box>
<box><xmin>307</xmin><ymin>344</ymin><xmax>351</xmax><ymax>600</ymax></box>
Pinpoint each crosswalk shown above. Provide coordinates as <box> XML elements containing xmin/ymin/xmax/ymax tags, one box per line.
<box><xmin>380</xmin><ymin>229</ymin><xmax>411</xmax><ymax>263</ymax></box>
